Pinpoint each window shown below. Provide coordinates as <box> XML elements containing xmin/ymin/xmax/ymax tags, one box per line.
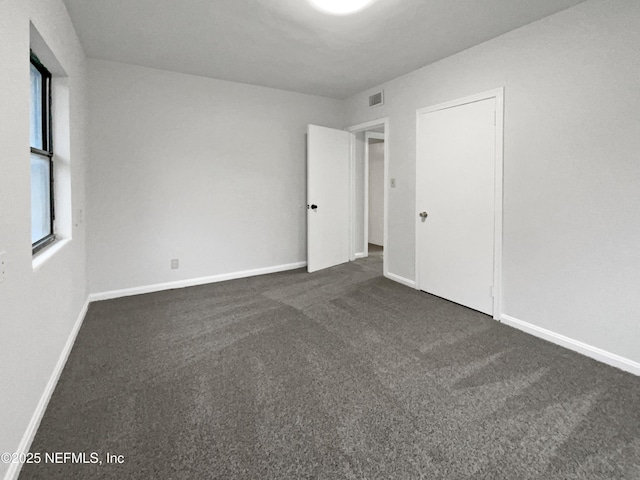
<box><xmin>30</xmin><ymin>51</ymin><xmax>55</xmax><ymax>253</ymax></box>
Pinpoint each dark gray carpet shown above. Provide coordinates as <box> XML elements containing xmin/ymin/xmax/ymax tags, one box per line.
<box><xmin>368</xmin><ymin>243</ymin><xmax>383</xmax><ymax>255</ymax></box>
<box><xmin>21</xmin><ymin>256</ymin><xmax>640</xmax><ymax>479</ymax></box>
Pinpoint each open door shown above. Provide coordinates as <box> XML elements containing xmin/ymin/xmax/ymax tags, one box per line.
<box><xmin>307</xmin><ymin>124</ymin><xmax>352</xmax><ymax>273</ymax></box>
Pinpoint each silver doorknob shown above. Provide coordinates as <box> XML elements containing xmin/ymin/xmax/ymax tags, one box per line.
<box><xmin>419</xmin><ymin>212</ymin><xmax>428</xmax><ymax>218</ymax></box>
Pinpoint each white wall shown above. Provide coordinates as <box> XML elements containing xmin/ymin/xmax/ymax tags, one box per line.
<box><xmin>2</xmin><ymin>4</ymin><xmax>637</xmax><ymax>477</ymax></box>
<box><xmin>87</xmin><ymin>60</ymin><xmax>345</xmax><ymax>294</ymax></box>
<box><xmin>0</xmin><ymin>1</ymin><xmax>87</xmax><ymax>478</ymax></box>
<box><xmin>345</xmin><ymin>0</ymin><xmax>640</xmax><ymax>364</ymax></box>
<box><xmin>368</xmin><ymin>141</ymin><xmax>384</xmax><ymax>247</ymax></box>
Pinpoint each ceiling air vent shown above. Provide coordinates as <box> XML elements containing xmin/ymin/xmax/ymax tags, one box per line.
<box><xmin>369</xmin><ymin>90</ymin><xmax>384</xmax><ymax>107</ymax></box>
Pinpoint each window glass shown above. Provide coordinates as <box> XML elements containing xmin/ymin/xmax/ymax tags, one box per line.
<box><xmin>30</xmin><ymin>152</ymin><xmax>52</xmax><ymax>244</ymax></box>
<box><xmin>30</xmin><ymin>54</ymin><xmax>54</xmax><ymax>251</ymax></box>
<box><xmin>30</xmin><ymin>62</ymin><xmax>43</xmax><ymax>150</ymax></box>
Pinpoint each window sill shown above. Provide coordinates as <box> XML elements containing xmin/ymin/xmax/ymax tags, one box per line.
<box><xmin>32</xmin><ymin>237</ymin><xmax>70</xmax><ymax>272</ymax></box>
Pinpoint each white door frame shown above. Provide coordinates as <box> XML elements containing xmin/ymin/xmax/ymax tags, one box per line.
<box><xmin>415</xmin><ymin>88</ymin><xmax>504</xmax><ymax>320</ymax></box>
<box><xmin>347</xmin><ymin>117</ymin><xmax>390</xmax><ymax>279</ymax></box>
<box><xmin>363</xmin><ymin>131</ymin><xmax>385</xmax><ymax>258</ymax></box>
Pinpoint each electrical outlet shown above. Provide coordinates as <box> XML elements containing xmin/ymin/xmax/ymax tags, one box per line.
<box><xmin>171</xmin><ymin>258</ymin><xmax>179</xmax><ymax>270</ymax></box>
<box><xmin>390</xmin><ymin>178</ymin><xmax>396</xmax><ymax>188</ymax></box>
<box><xmin>0</xmin><ymin>251</ymin><xmax>5</xmax><ymax>284</ymax></box>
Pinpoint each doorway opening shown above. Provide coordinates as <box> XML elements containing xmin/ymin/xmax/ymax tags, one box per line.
<box><xmin>365</xmin><ymin>132</ymin><xmax>385</xmax><ymax>263</ymax></box>
<box><xmin>347</xmin><ymin>118</ymin><xmax>389</xmax><ymax>276</ymax></box>
<box><xmin>305</xmin><ymin>119</ymin><xmax>389</xmax><ymax>276</ymax></box>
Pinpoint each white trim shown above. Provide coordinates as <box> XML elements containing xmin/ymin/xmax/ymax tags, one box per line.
<box><xmin>367</xmin><ymin>132</ymin><xmax>385</xmax><ymax>141</ymax></box>
<box><xmin>385</xmin><ymin>272</ymin><xmax>416</xmax><ymax>289</ymax></box>
<box><xmin>354</xmin><ymin>252</ymin><xmax>366</xmax><ymax>259</ymax></box>
<box><xmin>501</xmin><ymin>314</ymin><xmax>640</xmax><ymax>377</ymax></box>
<box><xmin>348</xmin><ymin>133</ymin><xmax>357</xmax><ymax>261</ymax></box>
<box><xmin>32</xmin><ymin>238</ymin><xmax>71</xmax><ymax>272</ymax></box>
<box><xmin>346</xmin><ymin>117</ymin><xmax>390</xmax><ymax>279</ymax></box>
<box><xmin>347</xmin><ymin>118</ymin><xmax>388</xmax><ymax>133</ymax></box>
<box><xmin>415</xmin><ymin>88</ymin><xmax>504</xmax><ymax>320</ymax></box>
<box><xmin>4</xmin><ymin>298</ymin><xmax>90</xmax><ymax>480</ymax></box>
<box><xmin>493</xmin><ymin>89</ymin><xmax>505</xmax><ymax>320</ymax></box>
<box><xmin>89</xmin><ymin>261</ymin><xmax>307</xmax><ymax>302</ymax></box>
<box><xmin>416</xmin><ymin>88</ymin><xmax>504</xmax><ymax>115</ymax></box>
<box><xmin>363</xmin><ymin>134</ymin><xmax>370</xmax><ymax>257</ymax></box>
<box><xmin>382</xmin><ymin>123</ymin><xmax>390</xmax><ymax>280</ymax></box>
<box><xmin>306</xmin><ymin>125</ymin><xmax>312</xmax><ymax>268</ymax></box>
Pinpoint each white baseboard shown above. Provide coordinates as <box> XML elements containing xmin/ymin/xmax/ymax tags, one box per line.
<box><xmin>385</xmin><ymin>271</ymin><xmax>416</xmax><ymax>289</ymax></box>
<box><xmin>501</xmin><ymin>314</ymin><xmax>640</xmax><ymax>377</ymax></box>
<box><xmin>354</xmin><ymin>252</ymin><xmax>366</xmax><ymax>259</ymax></box>
<box><xmin>89</xmin><ymin>261</ymin><xmax>307</xmax><ymax>302</ymax></box>
<box><xmin>4</xmin><ymin>298</ymin><xmax>90</xmax><ymax>480</ymax></box>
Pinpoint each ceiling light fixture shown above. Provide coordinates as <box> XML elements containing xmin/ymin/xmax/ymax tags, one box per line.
<box><xmin>308</xmin><ymin>0</ymin><xmax>375</xmax><ymax>15</ymax></box>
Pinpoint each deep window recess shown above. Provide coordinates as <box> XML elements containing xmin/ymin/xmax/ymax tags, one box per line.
<box><xmin>30</xmin><ymin>51</ymin><xmax>55</xmax><ymax>254</ymax></box>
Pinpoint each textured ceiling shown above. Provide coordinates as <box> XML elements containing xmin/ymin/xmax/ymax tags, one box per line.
<box><xmin>63</xmin><ymin>0</ymin><xmax>586</xmax><ymax>98</ymax></box>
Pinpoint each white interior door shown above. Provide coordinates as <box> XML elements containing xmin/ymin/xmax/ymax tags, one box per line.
<box><xmin>307</xmin><ymin>124</ymin><xmax>352</xmax><ymax>273</ymax></box>
<box><xmin>416</xmin><ymin>98</ymin><xmax>496</xmax><ymax>315</ymax></box>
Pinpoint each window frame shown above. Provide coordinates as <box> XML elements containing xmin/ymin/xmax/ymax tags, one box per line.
<box><xmin>30</xmin><ymin>51</ymin><xmax>55</xmax><ymax>254</ymax></box>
